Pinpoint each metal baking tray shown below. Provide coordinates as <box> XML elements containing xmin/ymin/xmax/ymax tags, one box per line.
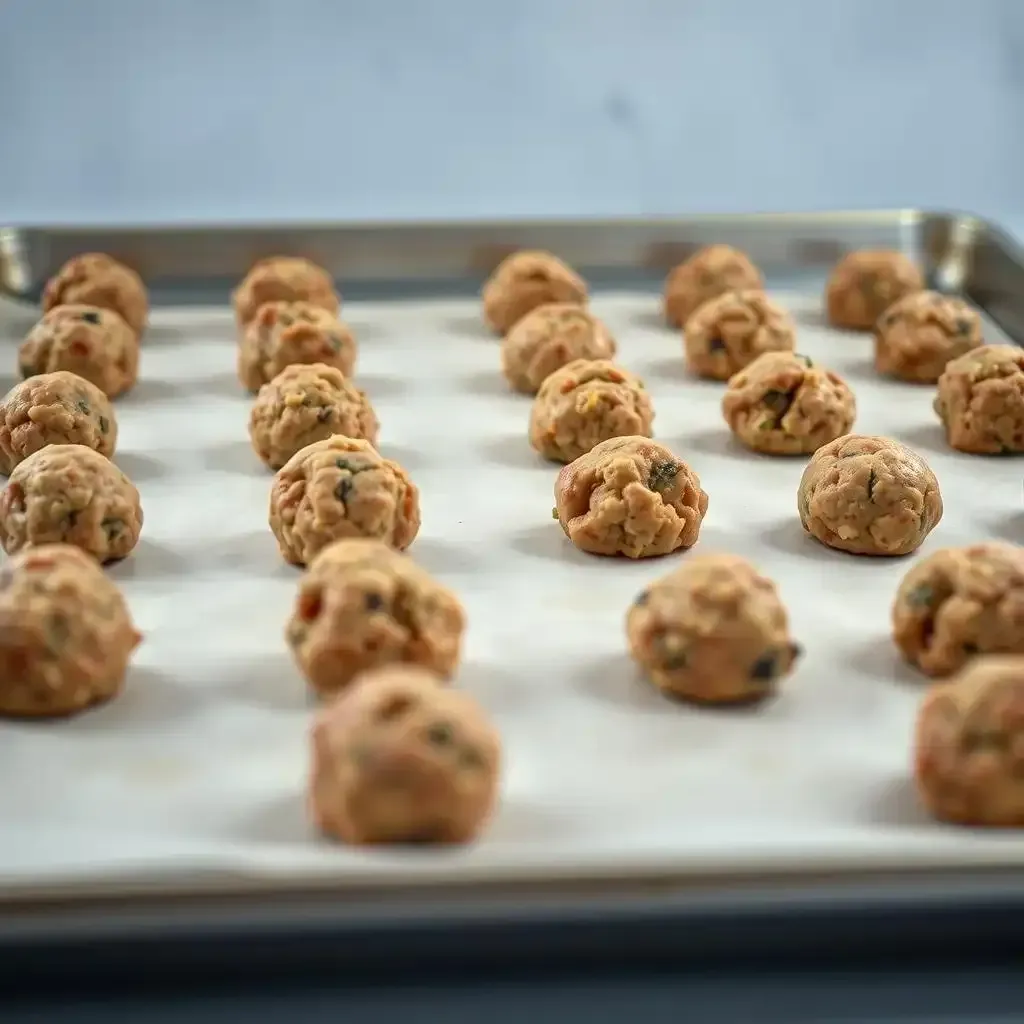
<box><xmin>2</xmin><ymin>209</ymin><xmax>1024</xmax><ymax>958</ymax></box>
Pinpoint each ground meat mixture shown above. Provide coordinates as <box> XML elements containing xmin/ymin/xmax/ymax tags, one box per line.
<box><xmin>249</xmin><ymin>362</ymin><xmax>379</xmax><ymax>470</ymax></box>
<box><xmin>933</xmin><ymin>344</ymin><xmax>1024</xmax><ymax>454</ymax></box>
<box><xmin>0</xmin><ymin>371</ymin><xmax>117</xmax><ymax>475</ymax></box>
<box><xmin>797</xmin><ymin>435</ymin><xmax>942</xmax><ymax>556</ymax></box>
<box><xmin>627</xmin><ymin>553</ymin><xmax>801</xmax><ymax>705</ymax></box>
<box><xmin>0</xmin><ymin>444</ymin><xmax>143</xmax><ymax>563</ymax></box>
<box><xmin>684</xmin><ymin>289</ymin><xmax>796</xmax><ymax>381</ymax></box>
<box><xmin>553</xmin><ymin>435</ymin><xmax>709</xmax><ymax>559</ymax></box>
<box><xmin>0</xmin><ymin>544</ymin><xmax>141</xmax><ymax>717</ymax></box>
<box><xmin>892</xmin><ymin>542</ymin><xmax>1024</xmax><ymax>678</ymax></box>
<box><xmin>286</xmin><ymin>538</ymin><xmax>465</xmax><ymax>698</ymax></box>
<box><xmin>721</xmin><ymin>351</ymin><xmax>855</xmax><ymax>455</ymax></box>
<box><xmin>269</xmin><ymin>436</ymin><xmax>420</xmax><ymax>566</ymax></box>
<box><xmin>20</xmin><ymin>304</ymin><xmax>139</xmax><ymax>398</ymax></box>
<box><xmin>308</xmin><ymin>664</ymin><xmax>501</xmax><ymax>844</ymax></box>
<box><xmin>481</xmin><ymin>250</ymin><xmax>587</xmax><ymax>335</ymax></box>
<box><xmin>825</xmin><ymin>249</ymin><xmax>924</xmax><ymax>331</ymax></box>
<box><xmin>529</xmin><ymin>358</ymin><xmax>654</xmax><ymax>463</ymax></box>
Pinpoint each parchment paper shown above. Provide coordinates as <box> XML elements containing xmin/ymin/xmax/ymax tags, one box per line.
<box><xmin>1</xmin><ymin>288</ymin><xmax>1023</xmax><ymax>897</ymax></box>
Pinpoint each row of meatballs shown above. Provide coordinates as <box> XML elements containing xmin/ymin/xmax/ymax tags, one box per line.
<box><xmin>480</xmin><ymin>245</ymin><xmax>1024</xmax><ymax>459</ymax></box>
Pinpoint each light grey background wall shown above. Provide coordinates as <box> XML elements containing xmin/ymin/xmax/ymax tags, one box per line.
<box><xmin>0</xmin><ymin>0</ymin><xmax>1021</xmax><ymax>226</ymax></box>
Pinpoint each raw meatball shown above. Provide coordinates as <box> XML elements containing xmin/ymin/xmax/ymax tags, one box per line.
<box><xmin>529</xmin><ymin>359</ymin><xmax>654</xmax><ymax>463</ymax></box>
<box><xmin>270</xmin><ymin>436</ymin><xmax>420</xmax><ymax>567</ymax></box>
<box><xmin>232</xmin><ymin>256</ymin><xmax>340</xmax><ymax>328</ymax></box>
<box><xmin>554</xmin><ymin>436</ymin><xmax>709</xmax><ymax>559</ymax></box>
<box><xmin>874</xmin><ymin>291</ymin><xmax>984</xmax><ymax>384</ymax></box>
<box><xmin>825</xmin><ymin>250</ymin><xmax>924</xmax><ymax>330</ymax></box>
<box><xmin>286</xmin><ymin>538</ymin><xmax>465</xmax><ymax>698</ymax></box>
<box><xmin>934</xmin><ymin>344</ymin><xmax>1024</xmax><ymax>454</ymax></box>
<box><xmin>238</xmin><ymin>300</ymin><xmax>356</xmax><ymax>393</ymax></box>
<box><xmin>19</xmin><ymin>305</ymin><xmax>139</xmax><ymax>399</ymax></box>
<box><xmin>481</xmin><ymin>250</ymin><xmax>587</xmax><ymax>335</ymax></box>
<box><xmin>0</xmin><ymin>371</ymin><xmax>117</xmax><ymax>475</ymax></box>
<box><xmin>626</xmin><ymin>554</ymin><xmax>801</xmax><ymax>704</ymax></box>
<box><xmin>892</xmin><ymin>542</ymin><xmax>1024</xmax><ymax>678</ymax></box>
<box><xmin>663</xmin><ymin>244</ymin><xmax>763</xmax><ymax>328</ymax></box>
<box><xmin>501</xmin><ymin>303</ymin><xmax>616</xmax><ymax>395</ymax></box>
<box><xmin>41</xmin><ymin>253</ymin><xmax>148</xmax><ymax>338</ymax></box>
<box><xmin>684</xmin><ymin>289</ymin><xmax>796</xmax><ymax>380</ymax></box>
<box><xmin>914</xmin><ymin>655</ymin><xmax>1024</xmax><ymax>826</ymax></box>
<box><xmin>0</xmin><ymin>544</ymin><xmax>141</xmax><ymax>718</ymax></box>
<box><xmin>797</xmin><ymin>435</ymin><xmax>942</xmax><ymax>557</ymax></box>
<box><xmin>308</xmin><ymin>664</ymin><xmax>501</xmax><ymax>845</ymax></box>
<box><xmin>249</xmin><ymin>363</ymin><xmax>379</xmax><ymax>470</ymax></box>
<box><xmin>0</xmin><ymin>444</ymin><xmax>143</xmax><ymax>563</ymax></box>
<box><xmin>721</xmin><ymin>351</ymin><xmax>856</xmax><ymax>455</ymax></box>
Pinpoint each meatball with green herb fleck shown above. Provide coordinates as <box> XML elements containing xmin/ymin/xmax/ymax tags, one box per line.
<box><xmin>933</xmin><ymin>344</ymin><xmax>1024</xmax><ymax>454</ymax></box>
<box><xmin>249</xmin><ymin>363</ymin><xmax>379</xmax><ymax>470</ymax></box>
<box><xmin>309</xmin><ymin>664</ymin><xmax>501</xmax><ymax>845</ymax></box>
<box><xmin>19</xmin><ymin>305</ymin><xmax>139</xmax><ymax>398</ymax></box>
<box><xmin>0</xmin><ymin>371</ymin><xmax>117</xmax><ymax>475</ymax></box>
<box><xmin>42</xmin><ymin>253</ymin><xmax>148</xmax><ymax>339</ymax></box>
<box><xmin>915</xmin><ymin>655</ymin><xmax>1024</xmax><ymax>827</ymax></box>
<box><xmin>482</xmin><ymin>250</ymin><xmax>587</xmax><ymax>335</ymax></box>
<box><xmin>797</xmin><ymin>435</ymin><xmax>942</xmax><ymax>557</ymax></box>
<box><xmin>553</xmin><ymin>436</ymin><xmax>708</xmax><ymax>559</ymax></box>
<box><xmin>0</xmin><ymin>444</ymin><xmax>142</xmax><ymax>563</ymax></box>
<box><xmin>627</xmin><ymin>553</ymin><xmax>801</xmax><ymax>705</ymax></box>
<box><xmin>0</xmin><ymin>544</ymin><xmax>141</xmax><ymax>718</ymax></box>
<box><xmin>874</xmin><ymin>291</ymin><xmax>984</xmax><ymax>384</ymax></box>
<box><xmin>722</xmin><ymin>351</ymin><xmax>855</xmax><ymax>455</ymax></box>
<box><xmin>529</xmin><ymin>359</ymin><xmax>654</xmax><ymax>463</ymax></box>
<box><xmin>663</xmin><ymin>245</ymin><xmax>763</xmax><ymax>329</ymax></box>
<box><xmin>893</xmin><ymin>542</ymin><xmax>1024</xmax><ymax>678</ymax></box>
<box><xmin>269</xmin><ymin>436</ymin><xmax>420</xmax><ymax>567</ymax></box>
<box><xmin>501</xmin><ymin>303</ymin><xmax>616</xmax><ymax>395</ymax></box>
<box><xmin>684</xmin><ymin>289</ymin><xmax>795</xmax><ymax>380</ymax></box>
<box><xmin>287</xmin><ymin>538</ymin><xmax>465</xmax><ymax>698</ymax></box>
<box><xmin>238</xmin><ymin>300</ymin><xmax>357</xmax><ymax>393</ymax></box>
<box><xmin>232</xmin><ymin>256</ymin><xmax>340</xmax><ymax>329</ymax></box>
<box><xmin>825</xmin><ymin>250</ymin><xmax>924</xmax><ymax>331</ymax></box>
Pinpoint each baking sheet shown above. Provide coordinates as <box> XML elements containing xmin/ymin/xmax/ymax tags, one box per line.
<box><xmin>1</xmin><ymin>282</ymin><xmax>1024</xmax><ymax>899</ymax></box>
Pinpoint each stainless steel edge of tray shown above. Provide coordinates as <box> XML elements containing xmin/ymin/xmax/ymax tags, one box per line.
<box><xmin>1</xmin><ymin>207</ymin><xmax>1024</xmax><ymax>950</ymax></box>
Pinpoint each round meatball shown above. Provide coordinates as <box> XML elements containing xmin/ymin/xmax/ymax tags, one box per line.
<box><xmin>270</xmin><ymin>436</ymin><xmax>420</xmax><ymax>567</ymax></box>
<box><xmin>797</xmin><ymin>435</ymin><xmax>942</xmax><ymax>557</ymax></box>
<box><xmin>0</xmin><ymin>544</ymin><xmax>140</xmax><ymax>717</ymax></box>
<box><xmin>529</xmin><ymin>359</ymin><xmax>653</xmax><ymax>463</ymax></box>
<box><xmin>892</xmin><ymin>542</ymin><xmax>1024</xmax><ymax>678</ymax></box>
<box><xmin>874</xmin><ymin>290</ymin><xmax>984</xmax><ymax>384</ymax></box>
<box><xmin>825</xmin><ymin>250</ymin><xmax>924</xmax><ymax>330</ymax></box>
<box><xmin>19</xmin><ymin>305</ymin><xmax>139</xmax><ymax>399</ymax></box>
<box><xmin>232</xmin><ymin>256</ymin><xmax>340</xmax><ymax>328</ymax></box>
<box><xmin>626</xmin><ymin>554</ymin><xmax>801</xmax><ymax>704</ymax></box>
<box><xmin>308</xmin><ymin>664</ymin><xmax>501</xmax><ymax>845</ymax></box>
<box><xmin>481</xmin><ymin>250</ymin><xmax>587</xmax><ymax>335</ymax></box>
<box><xmin>684</xmin><ymin>289</ymin><xmax>796</xmax><ymax>380</ymax></box>
<box><xmin>249</xmin><ymin>363</ymin><xmax>379</xmax><ymax>470</ymax></box>
<box><xmin>553</xmin><ymin>436</ymin><xmax>709</xmax><ymax>559</ymax></box>
<box><xmin>238</xmin><ymin>300</ymin><xmax>356</xmax><ymax>393</ymax></box>
<box><xmin>286</xmin><ymin>539</ymin><xmax>465</xmax><ymax>698</ymax></box>
<box><xmin>934</xmin><ymin>344</ymin><xmax>1024</xmax><ymax>454</ymax></box>
<box><xmin>0</xmin><ymin>444</ymin><xmax>143</xmax><ymax>563</ymax></box>
<box><xmin>501</xmin><ymin>303</ymin><xmax>616</xmax><ymax>395</ymax></box>
<box><xmin>0</xmin><ymin>371</ymin><xmax>117</xmax><ymax>475</ymax></box>
<box><xmin>41</xmin><ymin>253</ymin><xmax>148</xmax><ymax>339</ymax></box>
<box><xmin>721</xmin><ymin>351</ymin><xmax>855</xmax><ymax>455</ymax></box>
<box><xmin>663</xmin><ymin>245</ymin><xmax>763</xmax><ymax>329</ymax></box>
<box><xmin>914</xmin><ymin>655</ymin><xmax>1024</xmax><ymax>827</ymax></box>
